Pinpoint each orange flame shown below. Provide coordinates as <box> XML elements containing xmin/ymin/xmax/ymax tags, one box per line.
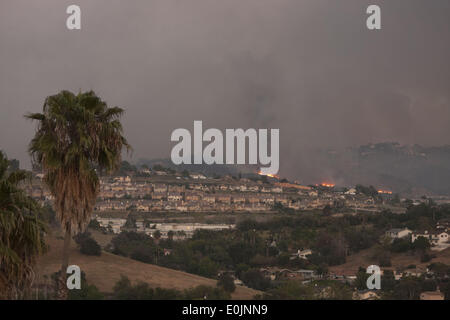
<box><xmin>257</xmin><ymin>171</ymin><xmax>280</xmax><ymax>179</ymax></box>
<box><xmin>320</xmin><ymin>182</ymin><xmax>335</xmax><ymax>188</ymax></box>
<box><xmin>378</xmin><ymin>190</ymin><xmax>393</xmax><ymax>194</ymax></box>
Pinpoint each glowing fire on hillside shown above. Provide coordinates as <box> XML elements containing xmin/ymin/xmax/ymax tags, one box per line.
<box><xmin>378</xmin><ymin>190</ymin><xmax>393</xmax><ymax>194</ymax></box>
<box><xmin>257</xmin><ymin>171</ymin><xmax>280</xmax><ymax>179</ymax></box>
<box><xmin>319</xmin><ymin>182</ymin><xmax>335</xmax><ymax>188</ymax></box>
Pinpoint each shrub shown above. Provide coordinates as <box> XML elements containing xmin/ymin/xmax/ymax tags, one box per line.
<box><xmin>241</xmin><ymin>269</ymin><xmax>271</xmax><ymax>291</ymax></box>
<box><xmin>390</xmin><ymin>238</ymin><xmax>411</xmax><ymax>253</ymax></box>
<box><xmin>74</xmin><ymin>231</ymin><xmax>91</xmax><ymax>245</ymax></box>
<box><xmin>421</xmin><ymin>252</ymin><xmax>432</xmax><ymax>263</ymax></box>
<box><xmin>68</xmin><ymin>272</ymin><xmax>104</xmax><ymax>300</ymax></box>
<box><xmin>217</xmin><ymin>273</ymin><xmax>236</xmax><ymax>293</ymax></box>
<box><xmin>80</xmin><ymin>237</ymin><xmax>102</xmax><ymax>256</ymax></box>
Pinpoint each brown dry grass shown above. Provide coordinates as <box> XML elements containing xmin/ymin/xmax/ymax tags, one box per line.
<box><xmin>35</xmin><ymin>235</ymin><xmax>259</xmax><ymax>299</ymax></box>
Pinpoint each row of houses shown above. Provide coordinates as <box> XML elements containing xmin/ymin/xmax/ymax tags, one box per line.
<box><xmin>94</xmin><ymin>216</ymin><xmax>234</xmax><ymax>238</ymax></box>
<box><xmin>385</xmin><ymin>226</ymin><xmax>449</xmax><ymax>251</ymax></box>
<box><xmin>94</xmin><ymin>191</ymin><xmax>297</xmax><ymax>212</ymax></box>
<box><xmin>259</xmin><ymin>267</ymin><xmax>318</xmax><ymax>282</ymax></box>
<box><xmin>95</xmin><ymin>199</ymin><xmax>294</xmax><ymax>213</ymax></box>
<box><xmin>140</xmin><ymin>223</ymin><xmax>235</xmax><ymax>239</ymax></box>
<box><xmin>98</xmin><ymin>178</ymin><xmax>284</xmax><ymax>199</ymax></box>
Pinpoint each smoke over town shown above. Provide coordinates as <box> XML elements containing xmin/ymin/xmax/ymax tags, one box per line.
<box><xmin>1</xmin><ymin>0</ymin><xmax>449</xmax><ymax>184</ymax></box>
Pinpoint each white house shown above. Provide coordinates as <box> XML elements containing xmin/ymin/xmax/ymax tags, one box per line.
<box><xmin>292</xmin><ymin>249</ymin><xmax>313</xmax><ymax>260</ymax></box>
<box><xmin>412</xmin><ymin>231</ymin><xmax>449</xmax><ymax>246</ymax></box>
<box><xmin>190</xmin><ymin>173</ymin><xmax>206</xmax><ymax>180</ymax></box>
<box><xmin>385</xmin><ymin>228</ymin><xmax>412</xmax><ymax>239</ymax></box>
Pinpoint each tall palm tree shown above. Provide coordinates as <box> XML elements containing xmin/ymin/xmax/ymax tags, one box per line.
<box><xmin>0</xmin><ymin>152</ymin><xmax>46</xmax><ymax>299</ymax></box>
<box><xmin>26</xmin><ymin>90</ymin><xmax>130</xmax><ymax>297</ymax></box>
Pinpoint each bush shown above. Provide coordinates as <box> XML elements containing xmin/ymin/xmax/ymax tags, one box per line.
<box><xmin>130</xmin><ymin>247</ymin><xmax>154</xmax><ymax>263</ymax></box>
<box><xmin>80</xmin><ymin>237</ymin><xmax>102</xmax><ymax>256</ymax></box>
<box><xmin>113</xmin><ymin>275</ymin><xmax>181</xmax><ymax>300</ymax></box>
<box><xmin>68</xmin><ymin>272</ymin><xmax>104</xmax><ymax>300</ymax></box>
<box><xmin>112</xmin><ymin>275</ymin><xmax>229</xmax><ymax>300</ymax></box>
<box><xmin>74</xmin><ymin>231</ymin><xmax>91</xmax><ymax>245</ymax></box>
<box><xmin>422</xmin><ymin>279</ymin><xmax>437</xmax><ymax>292</ymax></box>
<box><xmin>241</xmin><ymin>269</ymin><xmax>271</xmax><ymax>291</ymax></box>
<box><xmin>217</xmin><ymin>273</ymin><xmax>236</xmax><ymax>293</ymax></box>
<box><xmin>184</xmin><ymin>285</ymin><xmax>231</xmax><ymax>300</ymax></box>
<box><xmin>88</xmin><ymin>219</ymin><xmax>105</xmax><ymax>232</ymax></box>
<box><xmin>379</xmin><ymin>254</ymin><xmax>392</xmax><ymax>267</ymax></box>
<box><xmin>421</xmin><ymin>252</ymin><xmax>432</xmax><ymax>263</ymax></box>
<box><xmin>390</xmin><ymin>238</ymin><xmax>411</xmax><ymax>253</ymax></box>
<box><xmin>262</xmin><ymin>281</ymin><xmax>315</xmax><ymax>300</ymax></box>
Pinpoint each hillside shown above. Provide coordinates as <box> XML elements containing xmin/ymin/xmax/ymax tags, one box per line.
<box><xmin>135</xmin><ymin>143</ymin><xmax>450</xmax><ymax>196</ymax></box>
<box><xmin>309</xmin><ymin>143</ymin><xmax>450</xmax><ymax>196</ymax></box>
<box><xmin>35</xmin><ymin>236</ymin><xmax>259</xmax><ymax>299</ymax></box>
<box><xmin>329</xmin><ymin>246</ymin><xmax>450</xmax><ymax>276</ymax></box>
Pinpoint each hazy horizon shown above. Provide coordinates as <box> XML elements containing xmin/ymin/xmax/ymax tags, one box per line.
<box><xmin>1</xmin><ymin>0</ymin><xmax>449</xmax><ymax>181</ymax></box>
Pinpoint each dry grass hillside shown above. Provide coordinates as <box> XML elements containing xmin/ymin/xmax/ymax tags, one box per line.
<box><xmin>36</xmin><ymin>236</ymin><xmax>259</xmax><ymax>299</ymax></box>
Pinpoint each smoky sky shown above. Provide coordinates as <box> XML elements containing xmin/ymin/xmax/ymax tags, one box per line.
<box><xmin>0</xmin><ymin>0</ymin><xmax>449</xmax><ymax>181</ymax></box>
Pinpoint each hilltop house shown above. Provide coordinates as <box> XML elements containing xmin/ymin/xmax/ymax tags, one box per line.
<box><xmin>292</xmin><ymin>249</ymin><xmax>313</xmax><ymax>260</ymax></box>
<box><xmin>412</xmin><ymin>230</ymin><xmax>449</xmax><ymax>250</ymax></box>
<box><xmin>385</xmin><ymin>228</ymin><xmax>412</xmax><ymax>240</ymax></box>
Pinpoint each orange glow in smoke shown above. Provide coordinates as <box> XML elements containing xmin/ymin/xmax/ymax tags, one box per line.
<box><xmin>257</xmin><ymin>171</ymin><xmax>280</xmax><ymax>179</ymax></box>
<box><xmin>378</xmin><ymin>190</ymin><xmax>393</xmax><ymax>194</ymax></box>
<box><xmin>320</xmin><ymin>183</ymin><xmax>335</xmax><ymax>188</ymax></box>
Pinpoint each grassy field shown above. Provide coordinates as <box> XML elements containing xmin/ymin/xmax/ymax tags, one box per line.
<box><xmin>35</xmin><ymin>235</ymin><xmax>259</xmax><ymax>299</ymax></box>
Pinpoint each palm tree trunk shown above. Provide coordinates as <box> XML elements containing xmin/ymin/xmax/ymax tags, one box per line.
<box><xmin>56</xmin><ymin>230</ymin><xmax>71</xmax><ymax>300</ymax></box>
<box><xmin>61</xmin><ymin>230</ymin><xmax>72</xmax><ymax>272</ymax></box>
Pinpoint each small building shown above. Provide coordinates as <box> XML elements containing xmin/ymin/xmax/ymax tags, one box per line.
<box><xmin>190</xmin><ymin>173</ymin><xmax>207</xmax><ymax>180</ymax></box>
<box><xmin>385</xmin><ymin>228</ymin><xmax>412</xmax><ymax>239</ymax></box>
<box><xmin>294</xmin><ymin>249</ymin><xmax>313</xmax><ymax>260</ymax></box>
<box><xmin>412</xmin><ymin>231</ymin><xmax>449</xmax><ymax>245</ymax></box>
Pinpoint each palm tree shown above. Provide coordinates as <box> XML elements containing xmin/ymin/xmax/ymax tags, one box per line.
<box><xmin>0</xmin><ymin>151</ymin><xmax>46</xmax><ymax>299</ymax></box>
<box><xmin>26</xmin><ymin>90</ymin><xmax>130</xmax><ymax>298</ymax></box>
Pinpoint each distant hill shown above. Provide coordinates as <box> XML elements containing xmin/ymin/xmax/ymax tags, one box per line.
<box><xmin>303</xmin><ymin>143</ymin><xmax>450</xmax><ymax>196</ymax></box>
<box><xmin>35</xmin><ymin>235</ymin><xmax>259</xmax><ymax>299</ymax></box>
<box><xmin>135</xmin><ymin>143</ymin><xmax>450</xmax><ymax>196</ymax></box>
<box><xmin>136</xmin><ymin>157</ymin><xmax>258</xmax><ymax>177</ymax></box>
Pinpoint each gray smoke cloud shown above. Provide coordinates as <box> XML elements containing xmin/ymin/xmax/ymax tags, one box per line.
<box><xmin>0</xmin><ymin>0</ymin><xmax>449</xmax><ymax>182</ymax></box>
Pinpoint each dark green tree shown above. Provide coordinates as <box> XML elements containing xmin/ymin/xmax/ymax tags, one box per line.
<box><xmin>217</xmin><ymin>273</ymin><xmax>236</xmax><ymax>293</ymax></box>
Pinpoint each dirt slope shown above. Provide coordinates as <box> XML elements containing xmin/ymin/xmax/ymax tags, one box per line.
<box><xmin>36</xmin><ymin>236</ymin><xmax>259</xmax><ymax>299</ymax></box>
